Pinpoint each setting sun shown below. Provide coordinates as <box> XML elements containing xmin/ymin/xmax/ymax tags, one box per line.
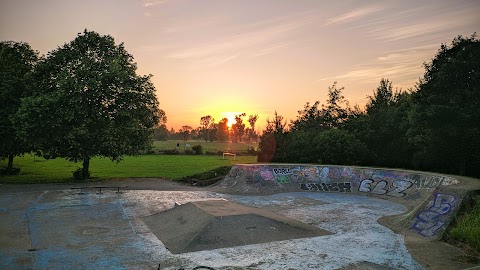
<box><xmin>221</xmin><ymin>112</ymin><xmax>239</xmax><ymax>128</ymax></box>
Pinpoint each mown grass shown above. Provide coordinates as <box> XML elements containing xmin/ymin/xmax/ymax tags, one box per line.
<box><xmin>449</xmin><ymin>195</ymin><xmax>480</xmax><ymax>253</ymax></box>
<box><xmin>0</xmin><ymin>154</ymin><xmax>257</xmax><ymax>184</ymax></box>
<box><xmin>152</xmin><ymin>140</ymin><xmax>258</xmax><ymax>152</ymax></box>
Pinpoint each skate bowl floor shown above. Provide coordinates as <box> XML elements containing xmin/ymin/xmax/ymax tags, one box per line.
<box><xmin>1</xmin><ymin>165</ymin><xmax>479</xmax><ymax>270</ymax></box>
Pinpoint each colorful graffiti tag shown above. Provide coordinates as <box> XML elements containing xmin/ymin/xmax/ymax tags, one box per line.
<box><xmin>412</xmin><ymin>193</ymin><xmax>456</xmax><ymax>237</ymax></box>
<box><xmin>358</xmin><ymin>179</ymin><xmax>412</xmax><ymax>198</ymax></box>
<box><xmin>227</xmin><ymin>165</ymin><xmax>459</xmax><ymax>197</ymax></box>
<box><xmin>300</xmin><ymin>182</ymin><xmax>352</xmax><ymax>192</ymax></box>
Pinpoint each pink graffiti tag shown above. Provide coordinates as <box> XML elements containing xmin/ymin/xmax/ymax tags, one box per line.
<box><xmin>412</xmin><ymin>193</ymin><xmax>455</xmax><ymax>237</ymax></box>
<box><xmin>260</xmin><ymin>170</ymin><xmax>274</xmax><ymax>181</ymax></box>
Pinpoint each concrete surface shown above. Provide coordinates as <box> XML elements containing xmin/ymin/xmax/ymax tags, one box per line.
<box><xmin>1</xmin><ymin>164</ymin><xmax>479</xmax><ymax>270</ymax></box>
<box><xmin>0</xmin><ymin>188</ymin><xmax>421</xmax><ymax>270</ymax></box>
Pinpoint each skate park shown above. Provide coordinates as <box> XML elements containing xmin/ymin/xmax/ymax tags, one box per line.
<box><xmin>1</xmin><ymin>164</ymin><xmax>479</xmax><ymax>270</ymax></box>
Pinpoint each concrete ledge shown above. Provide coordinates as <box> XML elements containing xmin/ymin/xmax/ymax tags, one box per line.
<box><xmin>214</xmin><ymin>164</ymin><xmax>480</xmax><ymax>240</ymax></box>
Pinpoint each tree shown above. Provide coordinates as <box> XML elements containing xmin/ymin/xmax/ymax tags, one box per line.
<box><xmin>258</xmin><ymin>111</ymin><xmax>287</xmax><ymax>162</ymax></box>
<box><xmin>231</xmin><ymin>113</ymin><xmax>246</xmax><ymax>143</ymax></box>
<box><xmin>180</xmin><ymin>125</ymin><xmax>193</xmax><ymax>142</ymax></box>
<box><xmin>366</xmin><ymin>78</ymin><xmax>394</xmax><ymax>114</ymax></box>
<box><xmin>208</xmin><ymin>121</ymin><xmax>218</xmax><ymax>142</ymax></box>
<box><xmin>200</xmin><ymin>115</ymin><xmax>213</xmax><ymax>142</ymax></box>
<box><xmin>0</xmin><ymin>41</ymin><xmax>39</xmax><ymax>174</ymax></box>
<box><xmin>323</xmin><ymin>82</ymin><xmax>349</xmax><ymax>128</ymax></box>
<box><xmin>152</xmin><ymin>124</ymin><xmax>169</xmax><ymax>141</ymax></box>
<box><xmin>248</xmin><ymin>114</ymin><xmax>259</xmax><ymax>142</ymax></box>
<box><xmin>216</xmin><ymin>118</ymin><xmax>229</xmax><ymax>142</ymax></box>
<box><xmin>14</xmin><ymin>30</ymin><xmax>161</xmax><ymax>179</ymax></box>
<box><xmin>291</xmin><ymin>82</ymin><xmax>349</xmax><ymax>132</ymax></box>
<box><xmin>353</xmin><ymin>79</ymin><xmax>414</xmax><ymax>167</ymax></box>
<box><xmin>409</xmin><ymin>33</ymin><xmax>480</xmax><ymax>177</ymax></box>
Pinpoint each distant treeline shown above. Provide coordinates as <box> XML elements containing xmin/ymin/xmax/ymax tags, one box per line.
<box><xmin>258</xmin><ymin>34</ymin><xmax>480</xmax><ymax>179</ymax></box>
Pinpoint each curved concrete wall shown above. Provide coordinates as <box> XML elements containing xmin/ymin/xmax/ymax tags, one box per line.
<box><xmin>215</xmin><ymin>164</ymin><xmax>479</xmax><ymax>240</ymax></box>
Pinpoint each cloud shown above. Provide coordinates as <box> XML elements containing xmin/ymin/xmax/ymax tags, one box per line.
<box><xmin>318</xmin><ymin>44</ymin><xmax>437</xmax><ymax>86</ymax></box>
<box><xmin>161</xmin><ymin>12</ymin><xmax>316</xmax><ymax>66</ymax></box>
<box><xmin>325</xmin><ymin>6</ymin><xmax>383</xmax><ymax>26</ymax></box>
<box><xmin>143</xmin><ymin>0</ymin><xmax>168</xmax><ymax>7</ymax></box>
<box><xmin>349</xmin><ymin>3</ymin><xmax>480</xmax><ymax>42</ymax></box>
<box><xmin>162</xmin><ymin>16</ymin><xmax>225</xmax><ymax>34</ymax></box>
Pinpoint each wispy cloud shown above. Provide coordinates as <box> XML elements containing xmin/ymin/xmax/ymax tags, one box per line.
<box><xmin>325</xmin><ymin>6</ymin><xmax>383</xmax><ymax>26</ymax></box>
<box><xmin>162</xmin><ymin>16</ymin><xmax>225</xmax><ymax>34</ymax></box>
<box><xmin>143</xmin><ymin>0</ymin><xmax>168</xmax><ymax>7</ymax></box>
<box><xmin>347</xmin><ymin>3</ymin><xmax>479</xmax><ymax>42</ymax></box>
<box><xmin>318</xmin><ymin>44</ymin><xmax>437</xmax><ymax>86</ymax></box>
<box><xmin>159</xmin><ymin>11</ymin><xmax>317</xmax><ymax>66</ymax></box>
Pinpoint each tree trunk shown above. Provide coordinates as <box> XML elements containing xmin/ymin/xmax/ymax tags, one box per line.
<box><xmin>6</xmin><ymin>154</ymin><xmax>14</xmax><ymax>174</ymax></box>
<box><xmin>82</xmin><ymin>157</ymin><xmax>90</xmax><ymax>179</ymax></box>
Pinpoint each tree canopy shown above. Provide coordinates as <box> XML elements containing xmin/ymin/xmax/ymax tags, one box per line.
<box><xmin>409</xmin><ymin>33</ymin><xmax>480</xmax><ymax>176</ymax></box>
<box><xmin>258</xmin><ymin>33</ymin><xmax>480</xmax><ymax>178</ymax></box>
<box><xmin>0</xmin><ymin>41</ymin><xmax>39</xmax><ymax>174</ymax></box>
<box><xmin>14</xmin><ymin>30</ymin><xmax>162</xmax><ymax>178</ymax></box>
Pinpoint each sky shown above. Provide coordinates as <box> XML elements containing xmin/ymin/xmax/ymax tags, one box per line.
<box><xmin>1</xmin><ymin>0</ymin><xmax>479</xmax><ymax>131</ymax></box>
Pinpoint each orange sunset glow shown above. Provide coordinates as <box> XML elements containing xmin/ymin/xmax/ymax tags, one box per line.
<box><xmin>1</xmin><ymin>0</ymin><xmax>478</xmax><ymax>131</ymax></box>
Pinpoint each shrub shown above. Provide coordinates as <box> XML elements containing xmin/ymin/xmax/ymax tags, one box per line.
<box><xmin>162</xmin><ymin>149</ymin><xmax>179</xmax><ymax>155</ymax></box>
<box><xmin>192</xmin><ymin>145</ymin><xmax>203</xmax><ymax>155</ymax></box>
<box><xmin>185</xmin><ymin>149</ymin><xmax>195</xmax><ymax>155</ymax></box>
<box><xmin>0</xmin><ymin>166</ymin><xmax>21</xmax><ymax>176</ymax></box>
<box><xmin>73</xmin><ymin>168</ymin><xmax>90</xmax><ymax>180</ymax></box>
<box><xmin>247</xmin><ymin>146</ymin><xmax>258</xmax><ymax>156</ymax></box>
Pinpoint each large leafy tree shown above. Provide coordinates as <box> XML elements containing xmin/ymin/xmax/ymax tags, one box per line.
<box><xmin>15</xmin><ymin>30</ymin><xmax>162</xmax><ymax>178</ymax></box>
<box><xmin>0</xmin><ymin>41</ymin><xmax>39</xmax><ymax>174</ymax></box>
<box><xmin>291</xmin><ymin>82</ymin><xmax>349</xmax><ymax>132</ymax></box>
<box><xmin>409</xmin><ymin>34</ymin><xmax>480</xmax><ymax>176</ymax></box>
<box><xmin>354</xmin><ymin>79</ymin><xmax>414</xmax><ymax>167</ymax></box>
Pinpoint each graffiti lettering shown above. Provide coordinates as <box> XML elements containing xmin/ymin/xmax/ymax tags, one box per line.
<box><xmin>412</xmin><ymin>193</ymin><xmax>455</xmax><ymax>237</ymax></box>
<box><xmin>300</xmin><ymin>182</ymin><xmax>352</xmax><ymax>192</ymax></box>
<box><xmin>358</xmin><ymin>179</ymin><xmax>412</xmax><ymax>197</ymax></box>
<box><xmin>411</xmin><ymin>175</ymin><xmax>445</xmax><ymax>189</ymax></box>
<box><xmin>273</xmin><ymin>168</ymin><xmax>293</xmax><ymax>175</ymax></box>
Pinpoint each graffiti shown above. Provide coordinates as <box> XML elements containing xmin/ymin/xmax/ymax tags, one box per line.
<box><xmin>358</xmin><ymin>179</ymin><xmax>412</xmax><ymax>197</ymax></box>
<box><xmin>273</xmin><ymin>168</ymin><xmax>293</xmax><ymax>175</ymax></box>
<box><xmin>276</xmin><ymin>175</ymin><xmax>291</xmax><ymax>183</ymax></box>
<box><xmin>260</xmin><ymin>170</ymin><xmax>274</xmax><ymax>181</ymax></box>
<box><xmin>412</xmin><ymin>193</ymin><xmax>455</xmax><ymax>237</ymax></box>
<box><xmin>300</xmin><ymin>182</ymin><xmax>352</xmax><ymax>192</ymax></box>
<box><xmin>411</xmin><ymin>175</ymin><xmax>445</xmax><ymax>189</ymax></box>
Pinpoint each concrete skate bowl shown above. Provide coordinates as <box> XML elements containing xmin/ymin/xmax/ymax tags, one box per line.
<box><xmin>212</xmin><ymin>164</ymin><xmax>480</xmax><ymax>241</ymax></box>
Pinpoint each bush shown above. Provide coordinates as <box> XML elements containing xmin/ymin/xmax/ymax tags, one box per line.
<box><xmin>0</xmin><ymin>166</ymin><xmax>21</xmax><ymax>176</ymax></box>
<box><xmin>73</xmin><ymin>168</ymin><xmax>90</xmax><ymax>180</ymax></box>
<box><xmin>192</xmin><ymin>145</ymin><xmax>203</xmax><ymax>155</ymax></box>
<box><xmin>247</xmin><ymin>146</ymin><xmax>258</xmax><ymax>156</ymax></box>
<box><xmin>162</xmin><ymin>149</ymin><xmax>179</xmax><ymax>155</ymax></box>
<box><xmin>185</xmin><ymin>149</ymin><xmax>195</xmax><ymax>155</ymax></box>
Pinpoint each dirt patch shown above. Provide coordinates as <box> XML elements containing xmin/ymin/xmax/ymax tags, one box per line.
<box><xmin>141</xmin><ymin>200</ymin><xmax>331</xmax><ymax>254</ymax></box>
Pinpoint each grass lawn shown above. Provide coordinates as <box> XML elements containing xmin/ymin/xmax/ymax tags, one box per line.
<box><xmin>0</xmin><ymin>154</ymin><xmax>257</xmax><ymax>184</ymax></box>
<box><xmin>152</xmin><ymin>140</ymin><xmax>258</xmax><ymax>153</ymax></box>
<box><xmin>449</xmin><ymin>195</ymin><xmax>480</xmax><ymax>253</ymax></box>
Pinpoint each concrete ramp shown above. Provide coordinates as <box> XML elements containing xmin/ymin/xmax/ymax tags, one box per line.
<box><xmin>213</xmin><ymin>164</ymin><xmax>480</xmax><ymax>240</ymax></box>
<box><xmin>141</xmin><ymin>199</ymin><xmax>331</xmax><ymax>254</ymax></box>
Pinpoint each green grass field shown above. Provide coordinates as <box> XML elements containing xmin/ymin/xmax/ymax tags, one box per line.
<box><xmin>0</xmin><ymin>154</ymin><xmax>257</xmax><ymax>184</ymax></box>
<box><xmin>152</xmin><ymin>140</ymin><xmax>258</xmax><ymax>153</ymax></box>
<box><xmin>450</xmin><ymin>195</ymin><xmax>480</xmax><ymax>253</ymax></box>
